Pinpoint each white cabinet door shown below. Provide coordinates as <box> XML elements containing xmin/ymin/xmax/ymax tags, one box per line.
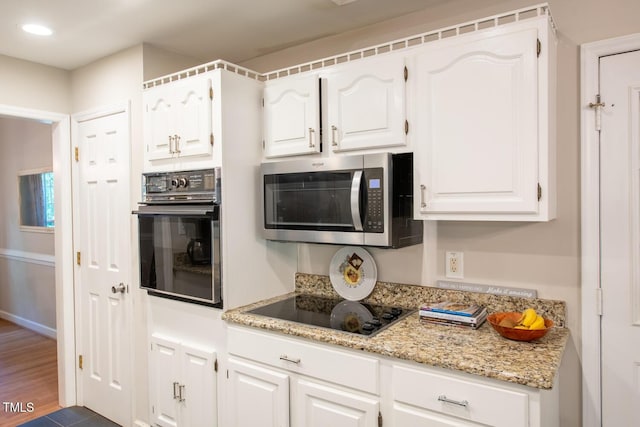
<box><xmin>227</xmin><ymin>357</ymin><xmax>290</xmax><ymax>427</ymax></box>
<box><xmin>294</xmin><ymin>379</ymin><xmax>379</xmax><ymax>427</ymax></box>
<box><xmin>150</xmin><ymin>335</ymin><xmax>217</xmax><ymax>427</ymax></box>
<box><xmin>180</xmin><ymin>344</ymin><xmax>217</xmax><ymax>427</ymax></box>
<box><xmin>263</xmin><ymin>75</ymin><xmax>320</xmax><ymax>158</ymax></box>
<box><xmin>144</xmin><ymin>77</ymin><xmax>213</xmax><ymax>162</ymax></box>
<box><xmin>172</xmin><ymin>77</ymin><xmax>213</xmax><ymax>159</ymax></box>
<box><xmin>145</xmin><ymin>84</ymin><xmax>176</xmax><ymax>161</ymax></box>
<box><xmin>327</xmin><ymin>55</ymin><xmax>406</xmax><ymax>152</ymax></box>
<box><xmin>413</xmin><ymin>27</ymin><xmax>541</xmax><ymax>218</ymax></box>
<box><xmin>150</xmin><ymin>336</ymin><xmax>181</xmax><ymax>427</ymax></box>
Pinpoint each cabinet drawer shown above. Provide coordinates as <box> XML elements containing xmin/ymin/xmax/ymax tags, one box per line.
<box><xmin>392</xmin><ymin>364</ymin><xmax>528</xmax><ymax>427</ymax></box>
<box><xmin>228</xmin><ymin>326</ymin><xmax>379</xmax><ymax>394</ymax></box>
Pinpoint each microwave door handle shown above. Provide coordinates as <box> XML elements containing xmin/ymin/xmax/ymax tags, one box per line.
<box><xmin>351</xmin><ymin>171</ymin><xmax>364</xmax><ymax>231</ymax></box>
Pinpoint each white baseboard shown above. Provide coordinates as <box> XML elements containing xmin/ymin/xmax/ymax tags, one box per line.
<box><xmin>0</xmin><ymin>310</ymin><xmax>56</xmax><ymax>339</ymax></box>
<box><xmin>134</xmin><ymin>420</ymin><xmax>151</xmax><ymax>427</ymax></box>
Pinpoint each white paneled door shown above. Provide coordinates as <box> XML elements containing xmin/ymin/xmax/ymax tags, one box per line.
<box><xmin>75</xmin><ymin>109</ymin><xmax>131</xmax><ymax>425</ymax></box>
<box><xmin>600</xmin><ymin>49</ymin><xmax>640</xmax><ymax>425</ymax></box>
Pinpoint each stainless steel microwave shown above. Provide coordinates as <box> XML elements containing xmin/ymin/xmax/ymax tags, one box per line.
<box><xmin>260</xmin><ymin>153</ymin><xmax>423</xmax><ymax>248</ymax></box>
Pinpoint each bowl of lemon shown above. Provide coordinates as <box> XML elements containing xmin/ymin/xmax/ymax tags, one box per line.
<box><xmin>487</xmin><ymin>308</ymin><xmax>553</xmax><ymax>342</ymax></box>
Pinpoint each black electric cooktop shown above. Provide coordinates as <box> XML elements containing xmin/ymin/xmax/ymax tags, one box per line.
<box><xmin>248</xmin><ymin>294</ymin><xmax>413</xmax><ymax>337</ymax></box>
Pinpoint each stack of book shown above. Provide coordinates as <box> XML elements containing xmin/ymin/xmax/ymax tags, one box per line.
<box><xmin>419</xmin><ymin>301</ymin><xmax>487</xmax><ymax>329</ymax></box>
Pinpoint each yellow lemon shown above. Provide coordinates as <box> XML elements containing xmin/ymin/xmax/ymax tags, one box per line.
<box><xmin>529</xmin><ymin>315</ymin><xmax>546</xmax><ymax>330</ymax></box>
<box><xmin>517</xmin><ymin>308</ymin><xmax>538</xmax><ymax>327</ymax></box>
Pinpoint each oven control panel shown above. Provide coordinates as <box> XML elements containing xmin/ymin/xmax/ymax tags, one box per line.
<box><xmin>142</xmin><ymin>168</ymin><xmax>221</xmax><ymax>203</ymax></box>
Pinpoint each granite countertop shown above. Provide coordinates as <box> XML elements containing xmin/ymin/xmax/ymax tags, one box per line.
<box><xmin>223</xmin><ymin>273</ymin><xmax>570</xmax><ymax>390</ymax></box>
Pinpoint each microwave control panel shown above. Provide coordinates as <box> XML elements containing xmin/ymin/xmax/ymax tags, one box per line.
<box><xmin>364</xmin><ymin>168</ymin><xmax>384</xmax><ymax>233</ymax></box>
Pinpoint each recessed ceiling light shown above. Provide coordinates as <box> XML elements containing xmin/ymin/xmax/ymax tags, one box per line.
<box><xmin>332</xmin><ymin>0</ymin><xmax>358</xmax><ymax>5</ymax></box>
<box><xmin>22</xmin><ymin>24</ymin><xmax>53</xmax><ymax>36</ymax></box>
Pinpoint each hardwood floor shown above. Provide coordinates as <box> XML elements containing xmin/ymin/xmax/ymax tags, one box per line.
<box><xmin>0</xmin><ymin>318</ymin><xmax>60</xmax><ymax>426</ymax></box>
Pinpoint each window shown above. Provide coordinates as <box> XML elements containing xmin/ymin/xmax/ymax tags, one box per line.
<box><xmin>18</xmin><ymin>168</ymin><xmax>55</xmax><ymax>231</ymax></box>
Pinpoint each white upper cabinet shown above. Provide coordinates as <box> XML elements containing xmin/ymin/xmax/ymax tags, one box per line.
<box><xmin>144</xmin><ymin>76</ymin><xmax>213</xmax><ymax>162</ymax></box>
<box><xmin>263</xmin><ymin>54</ymin><xmax>408</xmax><ymax>158</ymax></box>
<box><xmin>326</xmin><ymin>55</ymin><xmax>407</xmax><ymax>152</ymax></box>
<box><xmin>263</xmin><ymin>74</ymin><xmax>321</xmax><ymax>158</ymax></box>
<box><xmin>412</xmin><ymin>17</ymin><xmax>556</xmax><ymax>221</ymax></box>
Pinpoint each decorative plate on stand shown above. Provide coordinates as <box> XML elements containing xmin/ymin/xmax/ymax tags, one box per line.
<box><xmin>329</xmin><ymin>246</ymin><xmax>377</xmax><ymax>301</ymax></box>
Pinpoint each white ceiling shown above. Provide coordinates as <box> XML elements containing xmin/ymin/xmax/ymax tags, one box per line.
<box><xmin>0</xmin><ymin>0</ymin><xmax>444</xmax><ymax>71</ymax></box>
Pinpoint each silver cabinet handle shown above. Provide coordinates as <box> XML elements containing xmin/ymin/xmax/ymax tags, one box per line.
<box><xmin>331</xmin><ymin>125</ymin><xmax>338</xmax><ymax>147</ymax></box>
<box><xmin>308</xmin><ymin>128</ymin><xmax>315</xmax><ymax>148</ymax></box>
<box><xmin>279</xmin><ymin>354</ymin><xmax>301</xmax><ymax>364</ymax></box>
<box><xmin>178</xmin><ymin>384</ymin><xmax>185</xmax><ymax>402</ymax></box>
<box><xmin>111</xmin><ymin>283</ymin><xmax>126</xmax><ymax>294</ymax></box>
<box><xmin>420</xmin><ymin>184</ymin><xmax>427</xmax><ymax>208</ymax></box>
<box><xmin>173</xmin><ymin>381</ymin><xmax>180</xmax><ymax>400</ymax></box>
<box><xmin>438</xmin><ymin>395</ymin><xmax>469</xmax><ymax>408</ymax></box>
<box><xmin>168</xmin><ymin>135</ymin><xmax>174</xmax><ymax>154</ymax></box>
<box><xmin>174</xmin><ymin>134</ymin><xmax>181</xmax><ymax>154</ymax></box>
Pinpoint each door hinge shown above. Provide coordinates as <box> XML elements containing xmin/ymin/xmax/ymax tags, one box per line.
<box><xmin>226</xmin><ymin>369</ymin><xmax>229</xmax><ymax>379</ymax></box>
<box><xmin>378</xmin><ymin>411</ymin><xmax>383</xmax><ymax>427</ymax></box>
<box><xmin>404</xmin><ymin>120</ymin><xmax>409</xmax><ymax>135</ymax></box>
<box><xmin>209</xmin><ymin>87</ymin><xmax>213</xmax><ymax>100</ymax></box>
<box><xmin>537</xmin><ymin>39</ymin><xmax>541</xmax><ymax>57</ymax></box>
<box><xmin>537</xmin><ymin>183</ymin><xmax>542</xmax><ymax>201</ymax></box>
<box><xmin>74</xmin><ymin>146</ymin><xmax>79</xmax><ymax>162</ymax></box>
<box><xmin>596</xmin><ymin>287</ymin><xmax>603</xmax><ymax>316</ymax></box>
<box><xmin>214</xmin><ymin>359</ymin><xmax>218</xmax><ymax>372</ymax></box>
<box><xmin>210</xmin><ymin>133</ymin><xmax>214</xmax><ymax>146</ymax></box>
<box><xmin>78</xmin><ymin>355</ymin><xmax>83</xmax><ymax>370</ymax></box>
<box><xmin>76</xmin><ymin>252</ymin><xmax>81</xmax><ymax>266</ymax></box>
<box><xmin>403</xmin><ymin>66</ymin><xmax>408</xmax><ymax>82</ymax></box>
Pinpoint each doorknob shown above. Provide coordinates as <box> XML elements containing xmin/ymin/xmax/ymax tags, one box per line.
<box><xmin>111</xmin><ymin>283</ymin><xmax>126</xmax><ymax>294</ymax></box>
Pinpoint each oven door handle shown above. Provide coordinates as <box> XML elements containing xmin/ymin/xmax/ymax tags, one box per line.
<box><xmin>132</xmin><ymin>205</ymin><xmax>218</xmax><ymax>216</ymax></box>
<box><xmin>350</xmin><ymin>171</ymin><xmax>363</xmax><ymax>232</ymax></box>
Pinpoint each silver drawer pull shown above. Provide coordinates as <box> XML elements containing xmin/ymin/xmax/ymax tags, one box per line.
<box><xmin>279</xmin><ymin>354</ymin><xmax>301</xmax><ymax>364</ymax></box>
<box><xmin>420</xmin><ymin>184</ymin><xmax>427</xmax><ymax>208</ymax></box>
<box><xmin>308</xmin><ymin>128</ymin><xmax>315</xmax><ymax>148</ymax></box>
<box><xmin>438</xmin><ymin>395</ymin><xmax>469</xmax><ymax>408</ymax></box>
<box><xmin>173</xmin><ymin>381</ymin><xmax>180</xmax><ymax>400</ymax></box>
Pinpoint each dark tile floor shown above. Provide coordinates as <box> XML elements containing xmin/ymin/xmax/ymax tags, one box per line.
<box><xmin>17</xmin><ymin>406</ymin><xmax>120</xmax><ymax>427</ymax></box>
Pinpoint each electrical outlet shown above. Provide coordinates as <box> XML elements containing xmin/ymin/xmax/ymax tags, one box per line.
<box><xmin>445</xmin><ymin>251</ymin><xmax>464</xmax><ymax>279</ymax></box>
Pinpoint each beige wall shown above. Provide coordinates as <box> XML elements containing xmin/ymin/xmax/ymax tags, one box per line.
<box><xmin>142</xmin><ymin>43</ymin><xmax>203</xmax><ymax>81</ymax></box>
<box><xmin>239</xmin><ymin>1</ymin><xmax>640</xmax><ymax>426</ymax></box>
<box><xmin>0</xmin><ymin>54</ymin><xmax>70</xmax><ymax>113</ymax></box>
<box><xmin>0</xmin><ymin>117</ymin><xmax>56</xmax><ymax>331</ymax></box>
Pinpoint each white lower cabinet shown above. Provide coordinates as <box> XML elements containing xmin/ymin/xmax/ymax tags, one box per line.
<box><xmin>295</xmin><ymin>378</ymin><xmax>379</xmax><ymax>427</ymax></box>
<box><xmin>390</xmin><ymin>362</ymin><xmax>557</xmax><ymax>427</ymax></box>
<box><xmin>227</xmin><ymin>326</ymin><xmax>380</xmax><ymax>427</ymax></box>
<box><xmin>227</xmin><ymin>356</ymin><xmax>290</xmax><ymax>427</ymax></box>
<box><xmin>149</xmin><ymin>334</ymin><xmax>217</xmax><ymax>427</ymax></box>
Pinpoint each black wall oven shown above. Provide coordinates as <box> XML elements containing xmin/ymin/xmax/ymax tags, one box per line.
<box><xmin>133</xmin><ymin>168</ymin><xmax>222</xmax><ymax>307</ymax></box>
